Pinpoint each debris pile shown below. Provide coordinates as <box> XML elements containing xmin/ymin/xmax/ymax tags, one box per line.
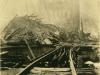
<box><xmin>1</xmin><ymin>14</ymin><xmax>98</xmax><ymax>46</ymax></box>
<box><xmin>1</xmin><ymin>15</ymin><xmax>62</xmax><ymax>45</ymax></box>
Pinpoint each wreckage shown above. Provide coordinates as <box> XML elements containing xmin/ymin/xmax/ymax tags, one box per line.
<box><xmin>1</xmin><ymin>14</ymin><xmax>62</xmax><ymax>46</ymax></box>
<box><xmin>0</xmin><ymin>14</ymin><xmax>98</xmax><ymax>46</ymax></box>
<box><xmin>0</xmin><ymin>0</ymin><xmax>100</xmax><ymax>75</ymax></box>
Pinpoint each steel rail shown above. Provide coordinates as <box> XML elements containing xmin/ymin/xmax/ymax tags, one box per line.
<box><xmin>17</xmin><ymin>44</ymin><xmax>78</xmax><ymax>75</ymax></box>
<box><xmin>69</xmin><ymin>47</ymin><xmax>77</xmax><ymax>75</ymax></box>
<box><xmin>17</xmin><ymin>44</ymin><xmax>67</xmax><ymax>75</ymax></box>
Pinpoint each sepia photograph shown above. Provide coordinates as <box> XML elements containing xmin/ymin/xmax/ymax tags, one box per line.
<box><xmin>0</xmin><ymin>0</ymin><xmax>100</xmax><ymax>75</ymax></box>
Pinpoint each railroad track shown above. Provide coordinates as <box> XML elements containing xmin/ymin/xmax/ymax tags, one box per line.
<box><xmin>17</xmin><ymin>44</ymin><xmax>96</xmax><ymax>75</ymax></box>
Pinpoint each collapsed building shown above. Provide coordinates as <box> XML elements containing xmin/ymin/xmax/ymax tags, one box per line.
<box><xmin>1</xmin><ymin>14</ymin><xmax>98</xmax><ymax>46</ymax></box>
<box><xmin>1</xmin><ymin>14</ymin><xmax>62</xmax><ymax>46</ymax></box>
<box><xmin>0</xmin><ymin>0</ymin><xmax>99</xmax><ymax>75</ymax></box>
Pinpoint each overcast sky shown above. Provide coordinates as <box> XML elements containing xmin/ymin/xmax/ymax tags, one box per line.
<box><xmin>0</xmin><ymin>0</ymin><xmax>99</xmax><ymax>37</ymax></box>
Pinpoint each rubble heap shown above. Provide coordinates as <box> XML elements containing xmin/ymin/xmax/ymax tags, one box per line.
<box><xmin>1</xmin><ymin>14</ymin><xmax>98</xmax><ymax>46</ymax></box>
<box><xmin>2</xmin><ymin>15</ymin><xmax>62</xmax><ymax>45</ymax></box>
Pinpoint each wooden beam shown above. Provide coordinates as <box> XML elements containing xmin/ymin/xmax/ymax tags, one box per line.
<box><xmin>58</xmin><ymin>47</ymin><xmax>66</xmax><ymax>61</ymax></box>
<box><xmin>24</xmin><ymin>39</ymin><xmax>35</xmax><ymax>59</ymax></box>
<box><xmin>32</xmin><ymin>67</ymin><xmax>70</xmax><ymax>72</ymax></box>
<box><xmin>57</xmin><ymin>49</ymin><xmax>62</xmax><ymax>57</ymax></box>
<box><xmin>0</xmin><ymin>51</ymin><xmax>8</xmax><ymax>55</ymax></box>
<box><xmin>76</xmin><ymin>47</ymin><xmax>80</xmax><ymax>51</ymax></box>
<box><xmin>1</xmin><ymin>14</ymin><xmax>18</xmax><ymax>33</ymax></box>
<box><xmin>6</xmin><ymin>28</ymin><xmax>21</xmax><ymax>40</ymax></box>
<box><xmin>52</xmin><ymin>49</ymin><xmax>62</xmax><ymax>60</ymax></box>
<box><xmin>0</xmin><ymin>36</ymin><xmax>7</xmax><ymax>43</ymax></box>
<box><xmin>1</xmin><ymin>14</ymin><xmax>18</xmax><ymax>39</ymax></box>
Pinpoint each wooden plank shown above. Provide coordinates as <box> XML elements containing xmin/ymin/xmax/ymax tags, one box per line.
<box><xmin>0</xmin><ymin>67</ymin><xmax>9</xmax><ymax>70</ymax></box>
<box><xmin>24</xmin><ymin>39</ymin><xmax>35</xmax><ymax>59</ymax></box>
<box><xmin>2</xmin><ymin>62</ymin><xmax>16</xmax><ymax>64</ymax></box>
<box><xmin>40</xmin><ymin>72</ymin><xmax>71</xmax><ymax>75</ymax></box>
<box><xmin>76</xmin><ymin>68</ymin><xmax>93</xmax><ymax>70</ymax></box>
<box><xmin>0</xmin><ymin>51</ymin><xmax>8</xmax><ymax>55</ymax></box>
<box><xmin>77</xmin><ymin>72</ymin><xmax>95</xmax><ymax>74</ymax></box>
<box><xmin>32</xmin><ymin>67</ymin><xmax>70</xmax><ymax>72</ymax></box>
<box><xmin>31</xmin><ymin>68</ymin><xmax>71</xmax><ymax>75</ymax></box>
<box><xmin>76</xmin><ymin>70</ymin><xmax>94</xmax><ymax>72</ymax></box>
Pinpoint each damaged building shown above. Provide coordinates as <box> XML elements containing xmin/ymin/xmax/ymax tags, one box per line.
<box><xmin>0</xmin><ymin>0</ymin><xmax>100</xmax><ymax>75</ymax></box>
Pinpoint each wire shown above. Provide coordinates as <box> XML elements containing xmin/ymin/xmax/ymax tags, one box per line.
<box><xmin>0</xmin><ymin>0</ymin><xmax>8</xmax><ymax>15</ymax></box>
<box><xmin>25</xmin><ymin>0</ymin><xmax>28</xmax><ymax>14</ymax></box>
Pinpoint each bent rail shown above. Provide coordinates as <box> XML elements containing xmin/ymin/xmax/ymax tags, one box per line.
<box><xmin>17</xmin><ymin>44</ymin><xmax>77</xmax><ymax>75</ymax></box>
<box><xmin>17</xmin><ymin>44</ymin><xmax>67</xmax><ymax>75</ymax></box>
<box><xmin>69</xmin><ymin>47</ymin><xmax>77</xmax><ymax>75</ymax></box>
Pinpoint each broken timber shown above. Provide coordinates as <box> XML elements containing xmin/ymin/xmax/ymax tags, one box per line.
<box><xmin>24</xmin><ymin>39</ymin><xmax>35</xmax><ymax>59</ymax></box>
<box><xmin>0</xmin><ymin>36</ymin><xmax>7</xmax><ymax>44</ymax></box>
<box><xmin>1</xmin><ymin>14</ymin><xmax>18</xmax><ymax>38</ymax></box>
<box><xmin>52</xmin><ymin>49</ymin><xmax>62</xmax><ymax>60</ymax></box>
<box><xmin>58</xmin><ymin>47</ymin><xmax>66</xmax><ymax>61</ymax></box>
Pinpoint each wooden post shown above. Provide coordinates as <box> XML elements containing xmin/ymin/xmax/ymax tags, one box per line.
<box><xmin>24</xmin><ymin>39</ymin><xmax>35</xmax><ymax>59</ymax></box>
